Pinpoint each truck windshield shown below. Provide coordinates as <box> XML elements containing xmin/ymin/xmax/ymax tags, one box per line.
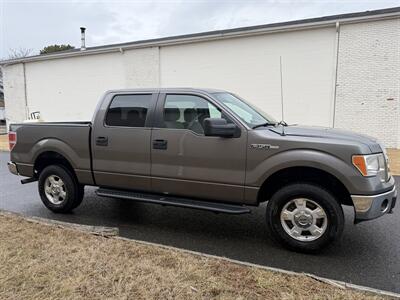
<box><xmin>212</xmin><ymin>92</ymin><xmax>276</xmax><ymax>128</ymax></box>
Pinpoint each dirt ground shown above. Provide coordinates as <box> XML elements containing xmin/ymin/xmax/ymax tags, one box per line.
<box><xmin>0</xmin><ymin>213</ymin><xmax>389</xmax><ymax>300</ymax></box>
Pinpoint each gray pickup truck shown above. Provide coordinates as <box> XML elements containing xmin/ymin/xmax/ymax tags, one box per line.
<box><xmin>8</xmin><ymin>88</ymin><xmax>397</xmax><ymax>252</ymax></box>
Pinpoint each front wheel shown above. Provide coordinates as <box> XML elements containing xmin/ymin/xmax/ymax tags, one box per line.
<box><xmin>266</xmin><ymin>183</ymin><xmax>344</xmax><ymax>253</ymax></box>
<box><xmin>38</xmin><ymin>165</ymin><xmax>83</xmax><ymax>213</ymax></box>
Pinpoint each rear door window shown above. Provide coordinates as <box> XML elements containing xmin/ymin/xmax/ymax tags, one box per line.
<box><xmin>106</xmin><ymin>94</ymin><xmax>152</xmax><ymax>127</ymax></box>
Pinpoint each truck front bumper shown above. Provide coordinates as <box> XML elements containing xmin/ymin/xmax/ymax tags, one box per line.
<box><xmin>352</xmin><ymin>186</ymin><xmax>397</xmax><ymax>222</ymax></box>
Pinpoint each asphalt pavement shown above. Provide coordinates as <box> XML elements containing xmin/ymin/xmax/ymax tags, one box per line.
<box><xmin>0</xmin><ymin>151</ymin><xmax>399</xmax><ymax>293</ymax></box>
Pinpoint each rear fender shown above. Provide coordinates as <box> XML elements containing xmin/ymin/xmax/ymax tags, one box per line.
<box><xmin>31</xmin><ymin>139</ymin><xmax>79</xmax><ymax>168</ymax></box>
<box><xmin>27</xmin><ymin>138</ymin><xmax>93</xmax><ymax>184</ymax></box>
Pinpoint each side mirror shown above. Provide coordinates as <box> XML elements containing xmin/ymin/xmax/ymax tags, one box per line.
<box><xmin>203</xmin><ymin>118</ymin><xmax>238</xmax><ymax>138</ymax></box>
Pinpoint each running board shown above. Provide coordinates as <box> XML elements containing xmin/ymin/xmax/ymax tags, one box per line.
<box><xmin>96</xmin><ymin>188</ymin><xmax>251</xmax><ymax>214</ymax></box>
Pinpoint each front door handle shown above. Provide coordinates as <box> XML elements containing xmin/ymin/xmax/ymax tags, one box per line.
<box><xmin>153</xmin><ymin>139</ymin><xmax>167</xmax><ymax>150</ymax></box>
<box><xmin>96</xmin><ymin>136</ymin><xmax>108</xmax><ymax>146</ymax></box>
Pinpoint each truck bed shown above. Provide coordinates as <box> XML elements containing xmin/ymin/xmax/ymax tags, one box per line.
<box><xmin>9</xmin><ymin>121</ymin><xmax>93</xmax><ymax>184</ymax></box>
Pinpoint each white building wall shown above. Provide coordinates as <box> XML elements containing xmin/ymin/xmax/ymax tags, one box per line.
<box><xmin>5</xmin><ymin>27</ymin><xmax>337</xmax><ymax>127</ymax></box>
<box><xmin>335</xmin><ymin>18</ymin><xmax>400</xmax><ymax>148</ymax></box>
<box><xmin>122</xmin><ymin>47</ymin><xmax>160</xmax><ymax>88</ymax></box>
<box><xmin>25</xmin><ymin>52</ymin><xmax>125</xmax><ymax>121</ymax></box>
<box><xmin>23</xmin><ymin>47</ymin><xmax>159</xmax><ymax>122</ymax></box>
<box><xmin>3</xmin><ymin>63</ymin><xmax>27</xmax><ymax>125</ymax></box>
<box><xmin>160</xmin><ymin>27</ymin><xmax>337</xmax><ymax>127</ymax></box>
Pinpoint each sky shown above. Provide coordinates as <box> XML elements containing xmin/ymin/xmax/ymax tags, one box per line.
<box><xmin>0</xmin><ymin>0</ymin><xmax>399</xmax><ymax>59</ymax></box>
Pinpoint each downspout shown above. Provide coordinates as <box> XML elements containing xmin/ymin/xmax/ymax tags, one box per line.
<box><xmin>22</xmin><ymin>62</ymin><xmax>28</xmax><ymax>120</ymax></box>
<box><xmin>331</xmin><ymin>21</ymin><xmax>340</xmax><ymax>128</ymax></box>
<box><xmin>158</xmin><ymin>46</ymin><xmax>161</xmax><ymax>87</ymax></box>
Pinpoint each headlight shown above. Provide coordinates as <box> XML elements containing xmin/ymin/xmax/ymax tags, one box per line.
<box><xmin>381</xmin><ymin>148</ymin><xmax>392</xmax><ymax>179</ymax></box>
<box><xmin>352</xmin><ymin>153</ymin><xmax>388</xmax><ymax>181</ymax></box>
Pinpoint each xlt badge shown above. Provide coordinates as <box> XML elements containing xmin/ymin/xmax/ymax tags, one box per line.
<box><xmin>250</xmin><ymin>144</ymin><xmax>279</xmax><ymax>150</ymax></box>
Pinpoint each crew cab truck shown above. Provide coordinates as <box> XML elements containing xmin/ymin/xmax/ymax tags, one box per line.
<box><xmin>7</xmin><ymin>88</ymin><xmax>397</xmax><ymax>252</ymax></box>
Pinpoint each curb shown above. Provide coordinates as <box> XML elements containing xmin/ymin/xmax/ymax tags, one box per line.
<box><xmin>1</xmin><ymin>209</ymin><xmax>399</xmax><ymax>299</ymax></box>
<box><xmin>0</xmin><ymin>210</ymin><xmax>119</xmax><ymax>237</ymax></box>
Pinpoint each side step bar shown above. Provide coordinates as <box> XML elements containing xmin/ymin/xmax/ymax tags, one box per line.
<box><xmin>21</xmin><ymin>177</ymin><xmax>38</xmax><ymax>184</ymax></box>
<box><xmin>96</xmin><ymin>188</ymin><xmax>251</xmax><ymax>214</ymax></box>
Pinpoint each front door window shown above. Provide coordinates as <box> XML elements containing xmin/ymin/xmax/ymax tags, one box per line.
<box><xmin>163</xmin><ymin>94</ymin><xmax>227</xmax><ymax>135</ymax></box>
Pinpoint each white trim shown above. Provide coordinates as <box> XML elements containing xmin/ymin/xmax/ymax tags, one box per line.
<box><xmin>331</xmin><ymin>21</ymin><xmax>340</xmax><ymax>127</ymax></box>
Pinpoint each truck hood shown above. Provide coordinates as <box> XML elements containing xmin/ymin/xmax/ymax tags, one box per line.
<box><xmin>268</xmin><ymin>125</ymin><xmax>382</xmax><ymax>153</ymax></box>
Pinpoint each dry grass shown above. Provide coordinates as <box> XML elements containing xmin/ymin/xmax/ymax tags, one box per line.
<box><xmin>387</xmin><ymin>149</ymin><xmax>400</xmax><ymax>176</ymax></box>
<box><xmin>0</xmin><ymin>135</ymin><xmax>7</xmax><ymax>151</ymax></box>
<box><xmin>0</xmin><ymin>214</ymin><xmax>389</xmax><ymax>300</ymax></box>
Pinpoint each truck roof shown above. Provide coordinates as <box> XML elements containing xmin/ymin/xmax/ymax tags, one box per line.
<box><xmin>105</xmin><ymin>88</ymin><xmax>228</xmax><ymax>94</ymax></box>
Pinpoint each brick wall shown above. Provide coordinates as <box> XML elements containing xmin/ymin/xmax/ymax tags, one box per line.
<box><xmin>335</xmin><ymin>18</ymin><xmax>400</xmax><ymax>148</ymax></box>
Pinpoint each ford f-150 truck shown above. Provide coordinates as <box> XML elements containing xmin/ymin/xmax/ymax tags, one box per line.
<box><xmin>7</xmin><ymin>88</ymin><xmax>397</xmax><ymax>252</ymax></box>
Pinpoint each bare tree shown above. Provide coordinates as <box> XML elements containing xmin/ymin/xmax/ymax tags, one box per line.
<box><xmin>8</xmin><ymin>48</ymin><xmax>33</xmax><ymax>59</ymax></box>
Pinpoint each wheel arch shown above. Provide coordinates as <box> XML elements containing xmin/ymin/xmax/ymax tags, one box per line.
<box><xmin>34</xmin><ymin>150</ymin><xmax>76</xmax><ymax>180</ymax></box>
<box><xmin>257</xmin><ymin>166</ymin><xmax>353</xmax><ymax>206</ymax></box>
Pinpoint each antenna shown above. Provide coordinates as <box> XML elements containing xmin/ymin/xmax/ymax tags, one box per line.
<box><xmin>279</xmin><ymin>56</ymin><xmax>285</xmax><ymax>135</ymax></box>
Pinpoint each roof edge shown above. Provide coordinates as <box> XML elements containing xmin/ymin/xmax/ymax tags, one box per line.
<box><xmin>1</xmin><ymin>6</ymin><xmax>399</xmax><ymax>66</ymax></box>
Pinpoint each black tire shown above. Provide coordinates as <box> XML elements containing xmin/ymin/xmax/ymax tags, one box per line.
<box><xmin>266</xmin><ymin>183</ymin><xmax>344</xmax><ymax>253</ymax></box>
<box><xmin>71</xmin><ymin>185</ymin><xmax>85</xmax><ymax>209</ymax></box>
<box><xmin>38</xmin><ymin>165</ymin><xmax>83</xmax><ymax>213</ymax></box>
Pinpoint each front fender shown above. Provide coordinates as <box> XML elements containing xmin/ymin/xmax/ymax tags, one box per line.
<box><xmin>246</xmin><ymin>149</ymin><xmax>364</xmax><ymax>194</ymax></box>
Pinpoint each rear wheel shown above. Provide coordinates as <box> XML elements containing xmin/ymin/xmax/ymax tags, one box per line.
<box><xmin>38</xmin><ymin>165</ymin><xmax>83</xmax><ymax>213</ymax></box>
<box><xmin>266</xmin><ymin>183</ymin><xmax>344</xmax><ymax>253</ymax></box>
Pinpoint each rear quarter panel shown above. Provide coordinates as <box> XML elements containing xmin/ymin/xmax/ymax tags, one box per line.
<box><xmin>10</xmin><ymin>123</ymin><xmax>92</xmax><ymax>184</ymax></box>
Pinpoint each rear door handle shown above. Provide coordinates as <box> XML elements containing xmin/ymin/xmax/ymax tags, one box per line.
<box><xmin>153</xmin><ymin>139</ymin><xmax>167</xmax><ymax>150</ymax></box>
<box><xmin>96</xmin><ymin>136</ymin><xmax>108</xmax><ymax>146</ymax></box>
